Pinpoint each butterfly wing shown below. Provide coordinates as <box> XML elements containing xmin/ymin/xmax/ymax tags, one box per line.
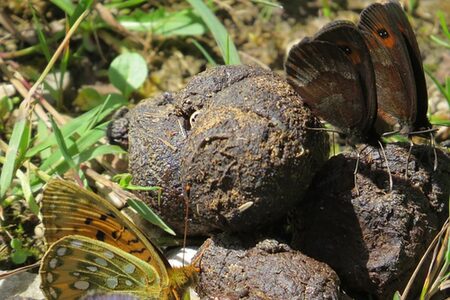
<box><xmin>358</xmin><ymin>2</ymin><xmax>417</xmax><ymax>134</ymax></box>
<box><xmin>313</xmin><ymin>20</ymin><xmax>378</xmax><ymax>142</ymax></box>
<box><xmin>41</xmin><ymin>179</ymin><xmax>170</xmax><ymax>285</ymax></box>
<box><xmin>384</xmin><ymin>0</ymin><xmax>430</xmax><ymax>131</ymax></box>
<box><xmin>40</xmin><ymin>235</ymin><xmax>161</xmax><ymax>300</ymax></box>
<box><xmin>285</xmin><ymin>38</ymin><xmax>368</xmax><ymax>143</ymax></box>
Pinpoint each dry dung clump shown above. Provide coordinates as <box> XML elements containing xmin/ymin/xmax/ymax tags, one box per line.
<box><xmin>107</xmin><ymin>65</ymin><xmax>450</xmax><ymax>298</ymax></box>
<box><xmin>111</xmin><ymin>65</ymin><xmax>329</xmax><ymax>235</ymax></box>
<box><xmin>291</xmin><ymin>143</ymin><xmax>450</xmax><ymax>298</ymax></box>
<box><xmin>195</xmin><ymin>233</ymin><xmax>346</xmax><ymax>300</ymax></box>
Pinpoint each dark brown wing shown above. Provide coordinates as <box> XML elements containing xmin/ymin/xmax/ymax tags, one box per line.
<box><xmin>358</xmin><ymin>2</ymin><xmax>417</xmax><ymax>134</ymax></box>
<box><xmin>384</xmin><ymin>0</ymin><xmax>431</xmax><ymax>131</ymax></box>
<box><xmin>314</xmin><ymin>20</ymin><xmax>378</xmax><ymax>142</ymax></box>
<box><xmin>285</xmin><ymin>38</ymin><xmax>369</xmax><ymax>143</ymax></box>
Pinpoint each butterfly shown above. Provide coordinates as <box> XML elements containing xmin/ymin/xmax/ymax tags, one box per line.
<box><xmin>357</xmin><ymin>0</ymin><xmax>432</xmax><ymax>137</ymax></box>
<box><xmin>39</xmin><ymin>179</ymin><xmax>198</xmax><ymax>300</ymax></box>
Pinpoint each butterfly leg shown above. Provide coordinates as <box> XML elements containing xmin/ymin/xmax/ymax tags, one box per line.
<box><xmin>353</xmin><ymin>149</ymin><xmax>361</xmax><ymax>197</ymax></box>
<box><xmin>378</xmin><ymin>141</ymin><xmax>393</xmax><ymax>192</ymax></box>
<box><xmin>405</xmin><ymin>140</ymin><xmax>414</xmax><ymax>179</ymax></box>
<box><xmin>430</xmin><ymin>131</ymin><xmax>438</xmax><ymax>171</ymax></box>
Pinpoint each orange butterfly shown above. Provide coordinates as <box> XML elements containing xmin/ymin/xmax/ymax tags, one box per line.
<box><xmin>39</xmin><ymin>179</ymin><xmax>198</xmax><ymax>300</ymax></box>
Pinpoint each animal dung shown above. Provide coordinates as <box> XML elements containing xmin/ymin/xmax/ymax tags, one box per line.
<box><xmin>111</xmin><ymin>65</ymin><xmax>329</xmax><ymax>235</ymax></box>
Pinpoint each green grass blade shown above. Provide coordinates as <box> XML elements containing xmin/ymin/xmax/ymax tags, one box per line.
<box><xmin>0</xmin><ymin>117</ymin><xmax>31</xmax><ymax>200</ymax></box>
<box><xmin>50</xmin><ymin>0</ymin><xmax>76</xmax><ymax>15</ymax></box>
<box><xmin>425</xmin><ymin>67</ymin><xmax>450</xmax><ymax>105</ymax></box>
<box><xmin>187</xmin><ymin>0</ymin><xmax>241</xmax><ymax>65</ymax></box>
<box><xmin>75</xmin><ymin>145</ymin><xmax>125</xmax><ymax>165</ymax></box>
<box><xmin>190</xmin><ymin>39</ymin><xmax>217</xmax><ymax>65</ymax></box>
<box><xmin>16</xmin><ymin>170</ymin><xmax>39</xmax><ymax>215</ymax></box>
<box><xmin>69</xmin><ymin>0</ymin><xmax>94</xmax><ymax>26</ymax></box>
<box><xmin>50</xmin><ymin>117</ymin><xmax>80</xmax><ymax>176</ymax></box>
<box><xmin>27</xmin><ymin>94</ymin><xmax>125</xmax><ymax>157</ymax></box>
<box><xmin>127</xmin><ymin>198</ymin><xmax>176</xmax><ymax>236</ymax></box>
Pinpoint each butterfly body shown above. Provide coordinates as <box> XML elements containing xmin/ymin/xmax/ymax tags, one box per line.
<box><xmin>39</xmin><ymin>180</ymin><xmax>198</xmax><ymax>300</ymax></box>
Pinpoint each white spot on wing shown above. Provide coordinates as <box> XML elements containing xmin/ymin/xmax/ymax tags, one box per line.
<box><xmin>103</xmin><ymin>251</ymin><xmax>114</xmax><ymax>259</ymax></box>
<box><xmin>49</xmin><ymin>258</ymin><xmax>58</xmax><ymax>269</ymax></box>
<box><xmin>94</xmin><ymin>257</ymin><xmax>108</xmax><ymax>267</ymax></box>
<box><xmin>123</xmin><ymin>263</ymin><xmax>136</xmax><ymax>274</ymax></box>
<box><xmin>86</xmin><ymin>265</ymin><xmax>98</xmax><ymax>272</ymax></box>
<box><xmin>56</xmin><ymin>247</ymin><xmax>67</xmax><ymax>256</ymax></box>
<box><xmin>46</xmin><ymin>272</ymin><xmax>54</xmax><ymax>283</ymax></box>
<box><xmin>74</xmin><ymin>280</ymin><xmax>90</xmax><ymax>290</ymax></box>
<box><xmin>49</xmin><ymin>287</ymin><xmax>58</xmax><ymax>299</ymax></box>
<box><xmin>70</xmin><ymin>240</ymin><xmax>83</xmax><ymax>248</ymax></box>
<box><xmin>106</xmin><ymin>277</ymin><xmax>118</xmax><ymax>289</ymax></box>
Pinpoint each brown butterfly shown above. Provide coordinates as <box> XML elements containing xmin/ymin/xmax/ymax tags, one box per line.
<box><xmin>358</xmin><ymin>0</ymin><xmax>432</xmax><ymax>137</ymax></box>
<box><xmin>285</xmin><ymin>20</ymin><xmax>378</xmax><ymax>146</ymax></box>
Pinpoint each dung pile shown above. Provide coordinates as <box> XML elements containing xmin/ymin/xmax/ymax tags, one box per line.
<box><xmin>108</xmin><ymin>65</ymin><xmax>450</xmax><ymax>299</ymax></box>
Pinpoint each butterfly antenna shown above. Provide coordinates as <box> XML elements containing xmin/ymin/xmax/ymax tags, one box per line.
<box><xmin>378</xmin><ymin>140</ymin><xmax>393</xmax><ymax>192</ymax></box>
<box><xmin>353</xmin><ymin>149</ymin><xmax>361</xmax><ymax>196</ymax></box>
<box><xmin>182</xmin><ymin>183</ymin><xmax>191</xmax><ymax>267</ymax></box>
<box><xmin>0</xmin><ymin>261</ymin><xmax>40</xmax><ymax>279</ymax></box>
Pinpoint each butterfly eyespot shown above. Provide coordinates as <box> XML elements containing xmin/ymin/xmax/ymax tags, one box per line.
<box><xmin>106</xmin><ymin>277</ymin><xmax>119</xmax><ymax>289</ymax></box>
<box><xmin>340</xmin><ymin>46</ymin><xmax>352</xmax><ymax>55</ymax></box>
<box><xmin>377</xmin><ymin>28</ymin><xmax>389</xmax><ymax>39</ymax></box>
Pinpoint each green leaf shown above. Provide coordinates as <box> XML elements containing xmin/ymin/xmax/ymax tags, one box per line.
<box><xmin>187</xmin><ymin>0</ymin><xmax>241</xmax><ymax>65</ymax></box>
<box><xmin>108</xmin><ymin>53</ymin><xmax>148</xmax><ymax>97</ymax></box>
<box><xmin>31</xmin><ymin>6</ymin><xmax>51</xmax><ymax>62</ymax></box>
<box><xmin>16</xmin><ymin>170</ymin><xmax>39</xmax><ymax>215</ymax></box>
<box><xmin>118</xmin><ymin>8</ymin><xmax>206</xmax><ymax>36</ymax></box>
<box><xmin>0</xmin><ymin>117</ymin><xmax>31</xmax><ymax>200</ymax></box>
<box><xmin>10</xmin><ymin>238</ymin><xmax>22</xmax><ymax>249</ymax></box>
<box><xmin>11</xmin><ymin>249</ymin><xmax>30</xmax><ymax>264</ymax></box>
<box><xmin>75</xmin><ymin>144</ymin><xmax>125</xmax><ymax>165</ymax></box>
<box><xmin>127</xmin><ymin>198</ymin><xmax>176</xmax><ymax>236</ymax></box>
<box><xmin>27</xmin><ymin>93</ymin><xmax>126</xmax><ymax>158</ymax></box>
<box><xmin>50</xmin><ymin>117</ymin><xmax>82</xmax><ymax>180</ymax></box>
<box><xmin>105</xmin><ymin>0</ymin><xmax>147</xmax><ymax>9</ymax></box>
<box><xmin>39</xmin><ymin>123</ymin><xmax>107</xmax><ymax>172</ymax></box>
<box><xmin>392</xmin><ymin>291</ymin><xmax>402</xmax><ymax>300</ymax></box>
